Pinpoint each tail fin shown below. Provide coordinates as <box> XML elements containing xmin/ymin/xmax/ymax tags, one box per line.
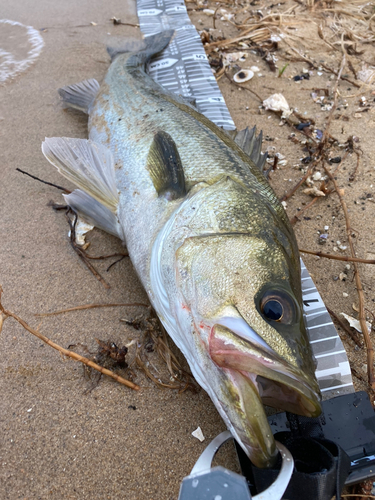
<box><xmin>107</xmin><ymin>30</ymin><xmax>175</xmax><ymax>67</ymax></box>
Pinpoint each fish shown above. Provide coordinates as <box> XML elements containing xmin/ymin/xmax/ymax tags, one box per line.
<box><xmin>42</xmin><ymin>30</ymin><xmax>321</xmax><ymax>468</ymax></box>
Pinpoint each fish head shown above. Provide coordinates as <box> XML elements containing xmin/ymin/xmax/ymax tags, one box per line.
<box><xmin>175</xmin><ymin>232</ymin><xmax>321</xmax><ymax>468</ymax></box>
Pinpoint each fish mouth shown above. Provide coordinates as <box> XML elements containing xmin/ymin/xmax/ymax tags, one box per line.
<box><xmin>209</xmin><ymin>324</ymin><xmax>321</xmax><ymax>468</ymax></box>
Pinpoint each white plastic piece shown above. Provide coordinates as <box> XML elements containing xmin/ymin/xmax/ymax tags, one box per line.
<box><xmin>254</xmin><ymin>441</ymin><xmax>294</xmax><ymax>500</ymax></box>
<box><xmin>191</xmin><ymin>431</ymin><xmax>232</xmax><ymax>474</ymax></box>
<box><xmin>192</xmin><ymin>427</ymin><xmax>205</xmax><ymax>442</ymax></box>
<box><xmin>341</xmin><ymin>312</ymin><xmax>371</xmax><ymax>334</ymax></box>
<box><xmin>190</xmin><ymin>431</ymin><xmax>294</xmax><ymax>500</ymax></box>
<box><xmin>72</xmin><ymin>216</ymin><xmax>94</xmax><ymax>246</ymax></box>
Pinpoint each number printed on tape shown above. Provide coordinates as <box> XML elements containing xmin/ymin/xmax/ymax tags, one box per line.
<box><xmin>149</xmin><ymin>58</ymin><xmax>178</xmax><ymax>70</ymax></box>
<box><xmin>138</xmin><ymin>8</ymin><xmax>162</xmax><ymax>16</ymax></box>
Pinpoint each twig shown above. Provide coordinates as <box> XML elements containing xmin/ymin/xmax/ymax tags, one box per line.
<box><xmin>327</xmin><ymin>307</ymin><xmax>363</xmax><ymax>348</ymax></box>
<box><xmin>85</xmin><ymin>252</ymin><xmax>128</xmax><ymax>261</ymax></box>
<box><xmin>66</xmin><ymin>209</ymin><xmax>111</xmax><ymax>289</ymax></box>
<box><xmin>106</xmin><ymin>255</ymin><xmax>126</xmax><ymax>272</ymax></box>
<box><xmin>349</xmin><ymin>150</ymin><xmax>361</xmax><ymax>182</ymax></box>
<box><xmin>323</xmin><ymin>164</ymin><xmax>375</xmax><ymax>388</ymax></box>
<box><xmin>281</xmin><ymin>166</ymin><xmax>314</xmax><ymax>202</ymax></box>
<box><xmin>213</xmin><ymin>6</ymin><xmax>220</xmax><ymax>29</ymax></box>
<box><xmin>299</xmin><ymin>249</ymin><xmax>375</xmax><ymax>264</ymax></box>
<box><xmin>290</xmin><ymin>197</ymin><xmax>318</xmax><ymax>224</ymax></box>
<box><xmin>16</xmin><ymin>168</ymin><xmax>70</xmax><ymax>193</ymax></box>
<box><xmin>320</xmin><ymin>54</ymin><xmax>346</xmax><ymax>147</ymax></box>
<box><xmin>341</xmin><ymin>495</ymin><xmax>375</xmax><ymax>499</ymax></box>
<box><xmin>0</xmin><ymin>286</ymin><xmax>139</xmax><ymax>391</ymax></box>
<box><xmin>36</xmin><ymin>302</ymin><xmax>149</xmax><ymax>317</ymax></box>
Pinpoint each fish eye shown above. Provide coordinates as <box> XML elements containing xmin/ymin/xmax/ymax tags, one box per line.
<box><xmin>259</xmin><ymin>291</ymin><xmax>296</xmax><ymax>324</ymax></box>
<box><xmin>262</xmin><ymin>299</ymin><xmax>283</xmax><ymax>321</ymax></box>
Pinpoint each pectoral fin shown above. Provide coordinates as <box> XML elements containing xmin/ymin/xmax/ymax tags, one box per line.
<box><xmin>147</xmin><ymin>131</ymin><xmax>186</xmax><ymax>201</ymax></box>
<box><xmin>42</xmin><ymin>137</ymin><xmax>118</xmax><ymax>213</ymax></box>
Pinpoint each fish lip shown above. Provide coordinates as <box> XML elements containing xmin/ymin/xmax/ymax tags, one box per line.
<box><xmin>209</xmin><ymin>323</ymin><xmax>321</xmax><ymax>417</ymax></box>
<box><xmin>208</xmin><ymin>324</ymin><xmax>321</xmax><ymax>467</ymax></box>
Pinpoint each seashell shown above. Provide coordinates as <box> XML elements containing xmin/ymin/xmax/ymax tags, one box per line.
<box><xmin>233</xmin><ymin>69</ymin><xmax>254</xmax><ymax>83</ymax></box>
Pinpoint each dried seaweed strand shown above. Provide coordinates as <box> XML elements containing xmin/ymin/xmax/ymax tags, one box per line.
<box><xmin>66</xmin><ymin>209</ymin><xmax>111</xmax><ymax>289</ymax></box>
<box><xmin>16</xmin><ymin>168</ymin><xmax>70</xmax><ymax>193</ymax></box>
<box><xmin>323</xmin><ymin>164</ymin><xmax>374</xmax><ymax>388</ymax></box>
<box><xmin>0</xmin><ymin>286</ymin><xmax>139</xmax><ymax>391</ymax></box>
<box><xmin>299</xmin><ymin>249</ymin><xmax>375</xmax><ymax>264</ymax></box>
<box><xmin>36</xmin><ymin>302</ymin><xmax>149</xmax><ymax>317</ymax></box>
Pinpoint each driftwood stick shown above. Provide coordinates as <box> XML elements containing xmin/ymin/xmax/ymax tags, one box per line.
<box><xmin>0</xmin><ymin>286</ymin><xmax>140</xmax><ymax>391</ymax></box>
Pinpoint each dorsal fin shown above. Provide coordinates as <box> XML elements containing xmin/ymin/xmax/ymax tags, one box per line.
<box><xmin>147</xmin><ymin>131</ymin><xmax>186</xmax><ymax>201</ymax></box>
<box><xmin>233</xmin><ymin>126</ymin><xmax>267</xmax><ymax>174</ymax></box>
<box><xmin>107</xmin><ymin>30</ymin><xmax>175</xmax><ymax>67</ymax></box>
<box><xmin>225</xmin><ymin>126</ymin><xmax>268</xmax><ymax>176</ymax></box>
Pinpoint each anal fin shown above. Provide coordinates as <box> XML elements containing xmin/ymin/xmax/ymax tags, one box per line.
<box><xmin>58</xmin><ymin>79</ymin><xmax>100</xmax><ymax>114</ymax></box>
<box><xmin>64</xmin><ymin>189</ymin><xmax>123</xmax><ymax>239</ymax></box>
<box><xmin>147</xmin><ymin>131</ymin><xmax>186</xmax><ymax>201</ymax></box>
<box><xmin>42</xmin><ymin>137</ymin><xmax>119</xmax><ymax>213</ymax></box>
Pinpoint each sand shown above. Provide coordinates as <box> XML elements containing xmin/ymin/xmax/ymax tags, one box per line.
<box><xmin>1</xmin><ymin>0</ymin><xmax>375</xmax><ymax>498</ymax></box>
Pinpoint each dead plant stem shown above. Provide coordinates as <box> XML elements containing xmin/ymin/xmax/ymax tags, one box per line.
<box><xmin>323</xmin><ymin>165</ymin><xmax>374</xmax><ymax>388</ymax></box>
<box><xmin>36</xmin><ymin>302</ymin><xmax>149</xmax><ymax>317</ymax></box>
<box><xmin>299</xmin><ymin>249</ymin><xmax>375</xmax><ymax>264</ymax></box>
<box><xmin>0</xmin><ymin>286</ymin><xmax>140</xmax><ymax>391</ymax></box>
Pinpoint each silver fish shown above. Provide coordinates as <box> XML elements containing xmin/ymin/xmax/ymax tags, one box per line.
<box><xmin>42</xmin><ymin>30</ymin><xmax>321</xmax><ymax>468</ymax></box>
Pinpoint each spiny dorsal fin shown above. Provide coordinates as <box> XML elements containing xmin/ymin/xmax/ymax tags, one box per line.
<box><xmin>42</xmin><ymin>137</ymin><xmax>118</xmax><ymax>213</ymax></box>
<box><xmin>58</xmin><ymin>79</ymin><xmax>100</xmax><ymax>114</ymax></box>
<box><xmin>229</xmin><ymin>126</ymin><xmax>268</xmax><ymax>176</ymax></box>
<box><xmin>147</xmin><ymin>131</ymin><xmax>186</xmax><ymax>201</ymax></box>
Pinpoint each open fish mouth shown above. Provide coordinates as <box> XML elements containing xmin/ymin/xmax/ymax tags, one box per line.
<box><xmin>209</xmin><ymin>324</ymin><xmax>321</xmax><ymax>468</ymax></box>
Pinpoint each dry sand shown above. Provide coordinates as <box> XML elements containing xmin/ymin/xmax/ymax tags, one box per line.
<box><xmin>1</xmin><ymin>0</ymin><xmax>375</xmax><ymax>499</ymax></box>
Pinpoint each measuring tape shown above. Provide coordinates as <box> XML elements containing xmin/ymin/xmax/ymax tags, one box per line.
<box><xmin>136</xmin><ymin>0</ymin><xmax>354</xmax><ymax>399</ymax></box>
